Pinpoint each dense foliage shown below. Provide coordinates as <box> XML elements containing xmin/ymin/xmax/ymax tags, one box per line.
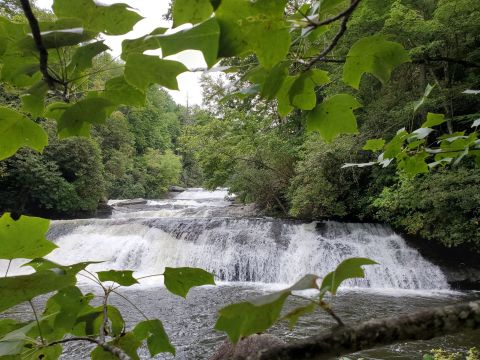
<box><xmin>181</xmin><ymin>0</ymin><xmax>480</xmax><ymax>251</ymax></box>
<box><xmin>0</xmin><ymin>78</ymin><xmax>186</xmax><ymax>217</ymax></box>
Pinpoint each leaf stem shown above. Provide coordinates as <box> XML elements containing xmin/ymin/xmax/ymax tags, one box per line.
<box><xmin>4</xmin><ymin>259</ymin><xmax>12</xmax><ymax>277</ymax></box>
<box><xmin>29</xmin><ymin>300</ymin><xmax>45</xmax><ymax>345</ymax></box>
<box><xmin>111</xmin><ymin>290</ymin><xmax>149</xmax><ymax>321</ymax></box>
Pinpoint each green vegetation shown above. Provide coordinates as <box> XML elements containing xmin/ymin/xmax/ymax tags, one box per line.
<box><xmin>181</xmin><ymin>0</ymin><xmax>480</xmax><ymax>252</ymax></box>
<box><xmin>424</xmin><ymin>348</ymin><xmax>479</xmax><ymax>360</ymax></box>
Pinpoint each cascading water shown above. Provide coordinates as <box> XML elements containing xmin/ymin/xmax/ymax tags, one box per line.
<box><xmin>2</xmin><ymin>188</ymin><xmax>449</xmax><ymax>290</ymax></box>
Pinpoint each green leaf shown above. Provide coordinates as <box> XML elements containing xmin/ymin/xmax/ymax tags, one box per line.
<box><xmin>421</xmin><ymin>113</ymin><xmax>445</xmax><ymax>128</ymax></box>
<box><xmin>97</xmin><ymin>270</ymin><xmax>138</xmax><ymax>286</ymax></box>
<box><xmin>74</xmin><ymin>305</ymin><xmax>124</xmax><ymax>337</ymax></box>
<box><xmin>215</xmin><ymin>0</ymin><xmax>290</xmax><ymax>68</ymax></box>
<box><xmin>0</xmin><ymin>106</ymin><xmax>48</xmax><ymax>160</ymax></box>
<box><xmin>0</xmin><ymin>321</ymin><xmax>37</xmax><ymax>356</ymax></box>
<box><xmin>413</xmin><ymin>84</ymin><xmax>434</xmax><ymax>113</ymax></box>
<box><xmin>91</xmin><ymin>333</ymin><xmax>141</xmax><ymax>360</ymax></box>
<box><xmin>121</xmin><ymin>28</ymin><xmax>168</xmax><ymax>61</ymax></box>
<box><xmin>409</xmin><ymin>127</ymin><xmax>433</xmax><ymax>141</ymax></box>
<box><xmin>363</xmin><ymin>139</ymin><xmax>385</xmax><ymax>151</ymax></box>
<box><xmin>172</xmin><ymin>0</ymin><xmax>214</xmax><ymax>27</ymax></box>
<box><xmin>43</xmin><ymin>286</ymin><xmax>94</xmax><ymax>331</ymax></box>
<box><xmin>125</xmin><ymin>54</ymin><xmax>188</xmax><ymax>91</ymax></box>
<box><xmin>260</xmin><ymin>63</ymin><xmax>289</xmax><ymax>100</ymax></box>
<box><xmin>44</xmin><ymin>102</ymin><xmax>70</xmax><ymax>121</ymax></box>
<box><xmin>306</xmin><ymin>94</ymin><xmax>362</xmax><ymax>141</ymax></box>
<box><xmin>397</xmin><ymin>151</ymin><xmax>429</xmax><ymax>178</ymax></box>
<box><xmin>343</xmin><ymin>35</ymin><xmax>410</xmax><ymax>89</ymax></box>
<box><xmin>0</xmin><ymin>270</ymin><xmax>76</xmax><ymax>312</ymax></box>
<box><xmin>289</xmin><ymin>69</ymin><xmax>330</xmax><ymax>110</ymax></box>
<box><xmin>22</xmin><ymin>258</ymin><xmax>101</xmax><ymax>274</ymax></box>
<box><xmin>384</xmin><ymin>128</ymin><xmax>408</xmax><ymax>158</ymax></box>
<box><xmin>24</xmin><ymin>344</ymin><xmax>62</xmax><ymax>360</ymax></box>
<box><xmin>215</xmin><ymin>275</ymin><xmax>318</xmax><ymax>343</ymax></box>
<box><xmin>52</xmin><ymin>0</ymin><xmax>143</xmax><ymax>35</ymax></box>
<box><xmin>133</xmin><ymin>320</ymin><xmax>175</xmax><ymax>356</ymax></box>
<box><xmin>276</xmin><ymin>75</ymin><xmax>297</xmax><ymax>116</ymax></box>
<box><xmin>320</xmin><ymin>258</ymin><xmax>377</xmax><ymax>295</ymax></box>
<box><xmin>0</xmin><ymin>56</ymin><xmax>41</xmax><ymax>87</ymax></box>
<box><xmin>28</xmin><ymin>18</ymin><xmax>98</xmax><ymax>49</ymax></box>
<box><xmin>0</xmin><ymin>213</ymin><xmax>55</xmax><ymax>260</ymax></box>
<box><xmin>21</xmin><ymin>80</ymin><xmax>49</xmax><ymax>117</ymax></box>
<box><xmin>67</xmin><ymin>41</ymin><xmax>110</xmax><ymax>77</ymax></box>
<box><xmin>39</xmin><ymin>28</ymin><xmax>97</xmax><ymax>49</ymax></box>
<box><xmin>0</xmin><ymin>320</ymin><xmax>23</xmax><ymax>339</ymax></box>
<box><xmin>103</xmin><ymin>76</ymin><xmax>146</xmax><ymax>107</ymax></box>
<box><xmin>215</xmin><ymin>293</ymin><xmax>288</xmax><ymax>343</ymax></box>
<box><xmin>163</xmin><ymin>267</ymin><xmax>215</xmax><ymax>298</ymax></box>
<box><xmin>281</xmin><ymin>303</ymin><xmax>316</xmax><ymax>330</ymax></box>
<box><xmin>122</xmin><ymin>19</ymin><xmax>219</xmax><ymax>68</ymax></box>
<box><xmin>57</xmin><ymin>97</ymin><xmax>115</xmax><ymax>138</ymax></box>
<box><xmin>159</xmin><ymin>18</ymin><xmax>220</xmax><ymax>68</ymax></box>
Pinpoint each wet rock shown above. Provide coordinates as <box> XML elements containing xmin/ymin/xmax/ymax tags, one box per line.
<box><xmin>225</xmin><ymin>194</ymin><xmax>237</xmax><ymax>202</ymax></box>
<box><xmin>169</xmin><ymin>185</ymin><xmax>186</xmax><ymax>192</ymax></box>
<box><xmin>114</xmin><ymin>198</ymin><xmax>148</xmax><ymax>207</ymax></box>
<box><xmin>96</xmin><ymin>202</ymin><xmax>113</xmax><ymax>218</ymax></box>
<box><xmin>209</xmin><ymin>334</ymin><xmax>284</xmax><ymax>360</ymax></box>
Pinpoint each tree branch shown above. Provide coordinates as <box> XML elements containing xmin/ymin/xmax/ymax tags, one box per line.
<box><xmin>47</xmin><ymin>337</ymin><xmax>131</xmax><ymax>360</ymax></box>
<box><xmin>306</xmin><ymin>0</ymin><xmax>361</xmax><ymax>70</ymax></box>
<box><xmin>19</xmin><ymin>0</ymin><xmax>60</xmax><ymax>89</ymax></box>
<box><xmin>256</xmin><ymin>300</ymin><xmax>480</xmax><ymax>360</ymax></box>
<box><xmin>313</xmin><ymin>0</ymin><xmax>363</xmax><ymax>27</ymax></box>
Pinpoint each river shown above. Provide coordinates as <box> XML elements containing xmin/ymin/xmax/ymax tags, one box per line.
<box><xmin>2</xmin><ymin>188</ymin><xmax>480</xmax><ymax>359</ymax></box>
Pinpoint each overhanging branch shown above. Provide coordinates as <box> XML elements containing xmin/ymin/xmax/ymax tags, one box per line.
<box><xmin>256</xmin><ymin>300</ymin><xmax>480</xmax><ymax>360</ymax></box>
<box><xmin>306</xmin><ymin>0</ymin><xmax>362</xmax><ymax>70</ymax></box>
<box><xmin>19</xmin><ymin>0</ymin><xmax>61</xmax><ymax>89</ymax></box>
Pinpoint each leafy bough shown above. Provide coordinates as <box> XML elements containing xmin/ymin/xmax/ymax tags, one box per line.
<box><xmin>0</xmin><ymin>213</ymin><xmax>215</xmax><ymax>359</ymax></box>
<box><xmin>214</xmin><ymin>258</ymin><xmax>377</xmax><ymax>343</ymax></box>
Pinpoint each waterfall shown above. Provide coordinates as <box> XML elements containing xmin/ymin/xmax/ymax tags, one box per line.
<box><xmin>1</xmin><ymin>189</ymin><xmax>449</xmax><ymax>290</ymax></box>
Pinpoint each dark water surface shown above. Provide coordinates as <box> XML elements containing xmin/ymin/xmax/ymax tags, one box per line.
<box><xmin>7</xmin><ymin>284</ymin><xmax>479</xmax><ymax>360</ymax></box>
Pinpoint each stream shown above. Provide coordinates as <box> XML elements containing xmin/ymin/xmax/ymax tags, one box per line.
<box><xmin>2</xmin><ymin>188</ymin><xmax>479</xmax><ymax>359</ymax></box>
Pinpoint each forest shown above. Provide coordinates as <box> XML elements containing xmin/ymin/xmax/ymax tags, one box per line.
<box><xmin>0</xmin><ymin>0</ymin><xmax>479</xmax><ymax>359</ymax></box>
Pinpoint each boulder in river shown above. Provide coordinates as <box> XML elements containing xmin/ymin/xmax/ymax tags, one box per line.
<box><xmin>209</xmin><ymin>334</ymin><xmax>284</xmax><ymax>360</ymax></box>
<box><xmin>113</xmin><ymin>198</ymin><xmax>148</xmax><ymax>207</ymax></box>
<box><xmin>96</xmin><ymin>202</ymin><xmax>113</xmax><ymax>218</ymax></box>
<box><xmin>169</xmin><ymin>185</ymin><xmax>186</xmax><ymax>192</ymax></box>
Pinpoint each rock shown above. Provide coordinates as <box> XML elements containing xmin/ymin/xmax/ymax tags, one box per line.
<box><xmin>209</xmin><ymin>334</ymin><xmax>284</xmax><ymax>360</ymax></box>
<box><xmin>113</xmin><ymin>198</ymin><xmax>148</xmax><ymax>207</ymax></box>
<box><xmin>96</xmin><ymin>202</ymin><xmax>113</xmax><ymax>218</ymax></box>
<box><xmin>225</xmin><ymin>194</ymin><xmax>237</xmax><ymax>202</ymax></box>
<box><xmin>169</xmin><ymin>186</ymin><xmax>186</xmax><ymax>192</ymax></box>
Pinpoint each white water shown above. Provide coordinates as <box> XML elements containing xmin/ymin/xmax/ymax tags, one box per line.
<box><xmin>2</xmin><ymin>189</ymin><xmax>449</xmax><ymax>290</ymax></box>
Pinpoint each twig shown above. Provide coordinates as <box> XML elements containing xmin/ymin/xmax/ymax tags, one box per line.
<box><xmin>29</xmin><ymin>300</ymin><xmax>45</xmax><ymax>345</ymax></box>
<box><xmin>315</xmin><ymin>0</ymin><xmax>362</xmax><ymax>27</ymax></box>
<box><xmin>319</xmin><ymin>301</ymin><xmax>345</xmax><ymax>327</ymax></box>
<box><xmin>47</xmin><ymin>337</ymin><xmax>131</xmax><ymax>360</ymax></box>
<box><xmin>4</xmin><ymin>260</ymin><xmax>12</xmax><ymax>277</ymax></box>
<box><xmin>19</xmin><ymin>0</ymin><xmax>61</xmax><ymax>89</ymax></box>
<box><xmin>111</xmin><ymin>290</ymin><xmax>149</xmax><ymax>321</ymax></box>
<box><xmin>290</xmin><ymin>295</ymin><xmax>345</xmax><ymax>327</ymax></box>
<box><xmin>99</xmin><ymin>290</ymin><xmax>109</xmax><ymax>343</ymax></box>
<box><xmin>306</xmin><ymin>0</ymin><xmax>361</xmax><ymax>70</ymax></box>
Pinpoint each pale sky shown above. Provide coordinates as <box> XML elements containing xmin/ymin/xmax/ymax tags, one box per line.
<box><xmin>36</xmin><ymin>0</ymin><xmax>205</xmax><ymax>105</ymax></box>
